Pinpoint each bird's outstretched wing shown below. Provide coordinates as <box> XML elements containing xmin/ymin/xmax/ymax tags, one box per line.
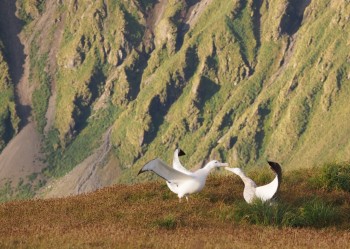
<box><xmin>255</xmin><ymin>161</ymin><xmax>282</xmax><ymax>201</ymax></box>
<box><xmin>173</xmin><ymin>149</ymin><xmax>191</xmax><ymax>175</ymax></box>
<box><xmin>138</xmin><ymin>158</ymin><xmax>193</xmax><ymax>184</ymax></box>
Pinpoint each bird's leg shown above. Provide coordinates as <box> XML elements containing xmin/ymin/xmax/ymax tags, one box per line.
<box><xmin>186</xmin><ymin>196</ymin><xmax>189</xmax><ymax>202</ymax></box>
<box><xmin>178</xmin><ymin>197</ymin><xmax>182</xmax><ymax>203</ymax></box>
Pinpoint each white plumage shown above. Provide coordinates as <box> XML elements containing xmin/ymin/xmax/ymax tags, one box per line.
<box><xmin>138</xmin><ymin>149</ymin><xmax>228</xmax><ymax>201</ymax></box>
<box><xmin>171</xmin><ymin>148</ymin><xmax>190</xmax><ymax>174</ymax></box>
<box><xmin>166</xmin><ymin>148</ymin><xmax>190</xmax><ymax>194</ymax></box>
<box><xmin>225</xmin><ymin>161</ymin><xmax>282</xmax><ymax>203</ymax></box>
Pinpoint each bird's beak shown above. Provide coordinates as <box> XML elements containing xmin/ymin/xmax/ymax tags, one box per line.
<box><xmin>219</xmin><ymin>163</ymin><xmax>229</xmax><ymax>167</ymax></box>
<box><xmin>224</xmin><ymin>167</ymin><xmax>241</xmax><ymax>175</ymax></box>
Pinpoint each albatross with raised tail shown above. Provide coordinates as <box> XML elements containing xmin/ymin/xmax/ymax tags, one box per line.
<box><xmin>225</xmin><ymin>161</ymin><xmax>282</xmax><ymax>203</ymax></box>
<box><xmin>138</xmin><ymin>150</ymin><xmax>228</xmax><ymax>201</ymax></box>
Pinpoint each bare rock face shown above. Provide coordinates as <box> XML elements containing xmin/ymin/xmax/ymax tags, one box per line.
<box><xmin>0</xmin><ymin>123</ymin><xmax>46</xmax><ymax>187</ymax></box>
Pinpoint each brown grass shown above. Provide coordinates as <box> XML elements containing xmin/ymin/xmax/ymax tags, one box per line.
<box><xmin>0</xmin><ymin>174</ymin><xmax>350</xmax><ymax>248</ymax></box>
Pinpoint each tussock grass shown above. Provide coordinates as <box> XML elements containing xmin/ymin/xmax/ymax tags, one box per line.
<box><xmin>312</xmin><ymin>161</ymin><xmax>350</xmax><ymax>192</ymax></box>
<box><xmin>234</xmin><ymin>198</ymin><xmax>341</xmax><ymax>228</ymax></box>
<box><xmin>234</xmin><ymin>200</ymin><xmax>288</xmax><ymax>226</ymax></box>
<box><xmin>152</xmin><ymin>214</ymin><xmax>178</xmax><ymax>230</ymax></box>
<box><xmin>1</xmin><ymin>167</ymin><xmax>350</xmax><ymax>247</ymax></box>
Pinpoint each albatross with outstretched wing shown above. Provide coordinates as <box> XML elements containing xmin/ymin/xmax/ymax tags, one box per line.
<box><xmin>225</xmin><ymin>161</ymin><xmax>282</xmax><ymax>203</ymax></box>
<box><xmin>138</xmin><ymin>152</ymin><xmax>228</xmax><ymax>201</ymax></box>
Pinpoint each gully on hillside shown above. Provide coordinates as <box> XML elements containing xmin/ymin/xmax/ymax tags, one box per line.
<box><xmin>0</xmin><ymin>0</ymin><xmax>31</xmax><ymax>129</ymax></box>
<box><xmin>0</xmin><ymin>0</ymin><xmax>47</xmax><ymax>188</ymax></box>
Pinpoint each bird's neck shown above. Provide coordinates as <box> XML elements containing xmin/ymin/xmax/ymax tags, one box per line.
<box><xmin>236</xmin><ymin>171</ymin><xmax>252</xmax><ymax>185</ymax></box>
<box><xmin>198</xmin><ymin>164</ymin><xmax>217</xmax><ymax>176</ymax></box>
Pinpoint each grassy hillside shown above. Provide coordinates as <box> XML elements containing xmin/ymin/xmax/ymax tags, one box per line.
<box><xmin>1</xmin><ymin>164</ymin><xmax>350</xmax><ymax>248</ymax></box>
<box><xmin>0</xmin><ymin>0</ymin><xmax>349</xmax><ymax>197</ymax></box>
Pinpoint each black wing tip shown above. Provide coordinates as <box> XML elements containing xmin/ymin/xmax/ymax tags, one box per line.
<box><xmin>137</xmin><ymin>168</ymin><xmax>145</xmax><ymax>176</ymax></box>
<box><xmin>137</xmin><ymin>159</ymin><xmax>153</xmax><ymax>176</ymax></box>
<box><xmin>178</xmin><ymin>148</ymin><xmax>186</xmax><ymax>157</ymax></box>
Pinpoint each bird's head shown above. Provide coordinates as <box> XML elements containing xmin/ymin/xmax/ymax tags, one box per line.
<box><xmin>225</xmin><ymin>167</ymin><xmax>243</xmax><ymax>175</ymax></box>
<box><xmin>175</xmin><ymin>148</ymin><xmax>186</xmax><ymax>157</ymax></box>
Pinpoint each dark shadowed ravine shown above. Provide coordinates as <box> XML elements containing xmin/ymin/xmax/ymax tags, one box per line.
<box><xmin>0</xmin><ymin>0</ymin><xmax>30</xmax><ymax>129</ymax></box>
<box><xmin>0</xmin><ymin>1</ymin><xmax>47</xmax><ymax>187</ymax></box>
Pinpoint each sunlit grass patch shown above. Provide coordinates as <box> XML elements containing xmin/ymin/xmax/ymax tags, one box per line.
<box><xmin>234</xmin><ymin>199</ymin><xmax>288</xmax><ymax>226</ymax></box>
<box><xmin>288</xmin><ymin>198</ymin><xmax>341</xmax><ymax>228</ymax></box>
<box><xmin>152</xmin><ymin>214</ymin><xmax>177</xmax><ymax>230</ymax></box>
<box><xmin>233</xmin><ymin>198</ymin><xmax>342</xmax><ymax>228</ymax></box>
<box><xmin>215</xmin><ymin>203</ymin><xmax>235</xmax><ymax>222</ymax></box>
<box><xmin>312</xmin><ymin>162</ymin><xmax>350</xmax><ymax>192</ymax></box>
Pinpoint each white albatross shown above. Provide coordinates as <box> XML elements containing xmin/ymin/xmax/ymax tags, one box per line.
<box><xmin>138</xmin><ymin>154</ymin><xmax>228</xmax><ymax>201</ymax></box>
<box><xmin>225</xmin><ymin>161</ymin><xmax>282</xmax><ymax>203</ymax></box>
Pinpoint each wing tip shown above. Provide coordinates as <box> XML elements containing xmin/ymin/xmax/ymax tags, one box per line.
<box><xmin>137</xmin><ymin>168</ymin><xmax>145</xmax><ymax>175</ymax></box>
<box><xmin>138</xmin><ymin>159</ymin><xmax>157</xmax><ymax>176</ymax></box>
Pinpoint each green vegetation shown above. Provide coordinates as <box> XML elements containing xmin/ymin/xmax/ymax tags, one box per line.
<box><xmin>293</xmin><ymin>198</ymin><xmax>340</xmax><ymax>228</ymax></box>
<box><xmin>44</xmin><ymin>108</ymin><xmax>119</xmax><ymax>177</ymax></box>
<box><xmin>17</xmin><ymin>0</ymin><xmax>46</xmax><ymax>24</ymax></box>
<box><xmin>234</xmin><ymin>200</ymin><xmax>288</xmax><ymax>226</ymax></box>
<box><xmin>0</xmin><ymin>181</ymin><xmax>13</xmax><ymax>202</ymax></box>
<box><xmin>30</xmin><ymin>45</ymin><xmax>51</xmax><ymax>133</ymax></box>
<box><xmin>225</xmin><ymin>0</ymin><xmax>259</xmax><ymax>66</ymax></box>
<box><xmin>43</xmin><ymin>106</ymin><xmax>120</xmax><ymax>177</ymax></box>
<box><xmin>234</xmin><ymin>198</ymin><xmax>340</xmax><ymax>228</ymax></box>
<box><xmin>153</xmin><ymin>214</ymin><xmax>177</xmax><ymax>230</ymax></box>
<box><xmin>0</xmin><ymin>42</ymin><xmax>18</xmax><ymax>152</ymax></box>
<box><xmin>107</xmin><ymin>0</ymin><xmax>350</xmax><ymax>183</ymax></box>
<box><xmin>312</xmin><ymin>161</ymin><xmax>350</xmax><ymax>192</ymax></box>
<box><xmin>0</xmin><ymin>176</ymin><xmax>45</xmax><ymax>202</ymax></box>
<box><xmin>1</xmin><ymin>0</ymin><xmax>350</xmax><ymax>199</ymax></box>
<box><xmin>0</xmin><ymin>1</ymin><xmax>349</xmax><ymax>247</ymax></box>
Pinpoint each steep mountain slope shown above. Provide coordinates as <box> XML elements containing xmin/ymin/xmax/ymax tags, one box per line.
<box><xmin>0</xmin><ymin>0</ymin><xmax>349</xmax><ymax>198</ymax></box>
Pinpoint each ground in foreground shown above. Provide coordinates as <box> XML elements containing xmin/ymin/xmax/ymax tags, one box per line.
<box><xmin>0</xmin><ymin>170</ymin><xmax>350</xmax><ymax>248</ymax></box>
